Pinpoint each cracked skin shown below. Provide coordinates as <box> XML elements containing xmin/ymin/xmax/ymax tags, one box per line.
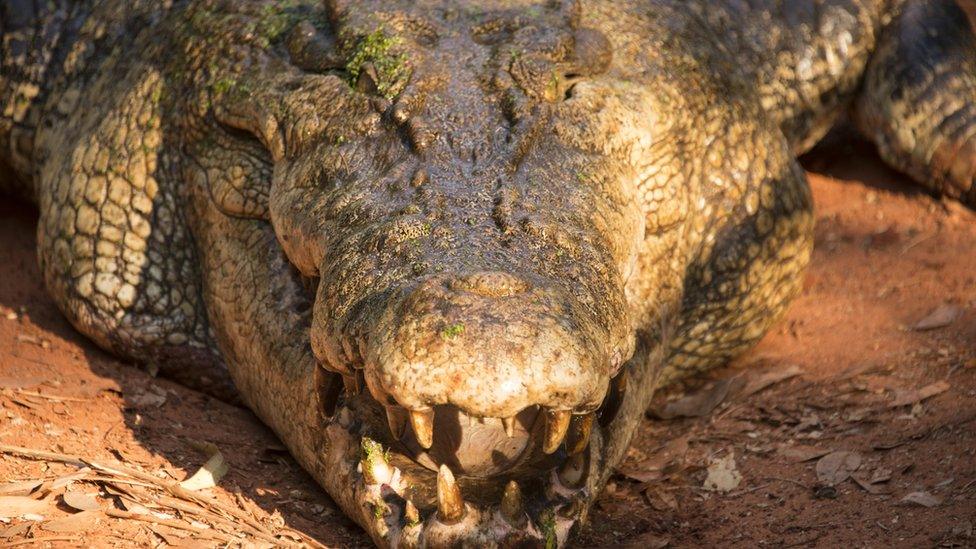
<box><xmin>2</xmin><ymin>0</ymin><xmax>975</xmax><ymax>546</ymax></box>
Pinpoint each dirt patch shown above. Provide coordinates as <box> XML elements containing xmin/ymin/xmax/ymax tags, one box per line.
<box><xmin>1</xmin><ymin>136</ymin><xmax>975</xmax><ymax>547</ymax></box>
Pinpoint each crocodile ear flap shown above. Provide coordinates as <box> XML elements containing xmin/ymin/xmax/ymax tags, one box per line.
<box><xmin>186</xmin><ymin>124</ymin><xmax>272</xmax><ymax>220</ymax></box>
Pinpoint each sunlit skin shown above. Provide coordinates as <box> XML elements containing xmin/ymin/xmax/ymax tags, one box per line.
<box><xmin>2</xmin><ymin>0</ymin><xmax>974</xmax><ymax>546</ymax></box>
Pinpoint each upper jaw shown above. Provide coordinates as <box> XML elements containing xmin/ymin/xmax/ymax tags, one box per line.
<box><xmin>306</xmin><ymin>260</ymin><xmax>635</xmax><ymax>470</ymax></box>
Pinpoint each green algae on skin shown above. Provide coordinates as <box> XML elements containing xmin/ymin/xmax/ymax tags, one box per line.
<box><xmin>441</xmin><ymin>323</ymin><xmax>465</xmax><ymax>340</ymax></box>
<box><xmin>344</xmin><ymin>29</ymin><xmax>410</xmax><ymax>99</ymax></box>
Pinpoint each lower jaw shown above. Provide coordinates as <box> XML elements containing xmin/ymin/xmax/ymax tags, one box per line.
<box><xmin>305</xmin><ymin>363</ymin><xmax>632</xmax><ymax>522</ymax></box>
<box><xmin>301</xmin><ymin>393</ymin><xmax>609</xmax><ymax>548</ymax></box>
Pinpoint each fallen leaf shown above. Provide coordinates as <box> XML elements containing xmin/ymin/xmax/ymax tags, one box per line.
<box><xmin>50</xmin><ymin>468</ymin><xmax>91</xmax><ymax>491</ymax></box>
<box><xmin>852</xmin><ymin>475</ymin><xmax>891</xmax><ymax>495</ymax></box>
<box><xmin>887</xmin><ymin>380</ymin><xmax>950</xmax><ymax>408</ymax></box>
<box><xmin>643</xmin><ymin>486</ymin><xmax>678</xmax><ymax>512</ymax></box>
<box><xmin>179</xmin><ymin>447</ymin><xmax>228</xmax><ymax>491</ymax></box>
<box><xmin>0</xmin><ymin>522</ymin><xmax>31</xmax><ymax>539</ymax></box>
<box><xmin>148</xmin><ymin>524</ymin><xmax>189</xmax><ymax>544</ymax></box>
<box><xmin>40</xmin><ymin>510</ymin><xmax>102</xmax><ymax>533</ymax></box>
<box><xmin>739</xmin><ymin>365</ymin><xmax>803</xmax><ymax>397</ymax></box>
<box><xmin>899</xmin><ymin>491</ymin><xmax>941</xmax><ymax>507</ymax></box>
<box><xmin>815</xmin><ymin>451</ymin><xmax>862</xmax><ymax>486</ymax></box>
<box><xmin>0</xmin><ymin>479</ymin><xmax>43</xmax><ymax>497</ymax></box>
<box><xmin>616</xmin><ymin>435</ymin><xmax>690</xmax><ymax>483</ymax></box>
<box><xmin>62</xmin><ymin>491</ymin><xmax>101</xmax><ymax>512</ymax></box>
<box><xmin>870</xmin><ymin>467</ymin><xmax>893</xmax><ymax>484</ymax></box>
<box><xmin>128</xmin><ymin>384</ymin><xmax>168</xmax><ymax>409</ymax></box>
<box><xmin>951</xmin><ymin>520</ymin><xmax>973</xmax><ymax>539</ymax></box>
<box><xmin>702</xmin><ymin>452</ymin><xmax>742</xmax><ymax>493</ymax></box>
<box><xmin>777</xmin><ymin>444</ymin><xmax>831</xmax><ymax>463</ymax></box>
<box><xmin>650</xmin><ymin>378</ymin><xmax>742</xmax><ymax>419</ymax></box>
<box><xmin>0</xmin><ymin>496</ymin><xmax>49</xmax><ymax>519</ymax></box>
<box><xmin>912</xmin><ymin>305</ymin><xmax>962</xmax><ymax>331</ymax></box>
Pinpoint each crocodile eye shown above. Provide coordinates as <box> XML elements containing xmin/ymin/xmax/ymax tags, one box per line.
<box><xmin>287</xmin><ymin>20</ymin><xmax>345</xmax><ymax>74</ymax></box>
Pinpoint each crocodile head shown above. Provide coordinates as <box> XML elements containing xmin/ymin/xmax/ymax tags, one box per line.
<box><xmin>197</xmin><ymin>1</ymin><xmax>665</xmax><ymax>545</ymax></box>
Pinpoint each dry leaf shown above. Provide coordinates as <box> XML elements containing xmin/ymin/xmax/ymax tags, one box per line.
<box><xmin>912</xmin><ymin>305</ymin><xmax>962</xmax><ymax>331</ymax></box>
<box><xmin>870</xmin><ymin>467</ymin><xmax>893</xmax><ymax>484</ymax></box>
<box><xmin>852</xmin><ymin>475</ymin><xmax>890</xmax><ymax>495</ymax></box>
<box><xmin>888</xmin><ymin>380</ymin><xmax>950</xmax><ymax>408</ymax></box>
<box><xmin>740</xmin><ymin>365</ymin><xmax>803</xmax><ymax>397</ymax></box>
<box><xmin>702</xmin><ymin>452</ymin><xmax>742</xmax><ymax>492</ymax></box>
<box><xmin>0</xmin><ymin>496</ymin><xmax>49</xmax><ymax>519</ymax></box>
<box><xmin>777</xmin><ymin>444</ymin><xmax>831</xmax><ymax>463</ymax></box>
<box><xmin>179</xmin><ymin>447</ymin><xmax>228</xmax><ymax>491</ymax></box>
<box><xmin>651</xmin><ymin>378</ymin><xmax>741</xmax><ymax>419</ymax></box>
<box><xmin>41</xmin><ymin>510</ymin><xmax>103</xmax><ymax>533</ymax></box>
<box><xmin>815</xmin><ymin>451</ymin><xmax>862</xmax><ymax>486</ymax></box>
<box><xmin>644</xmin><ymin>487</ymin><xmax>678</xmax><ymax>512</ymax></box>
<box><xmin>0</xmin><ymin>479</ymin><xmax>43</xmax><ymax>497</ymax></box>
<box><xmin>62</xmin><ymin>491</ymin><xmax>101</xmax><ymax>512</ymax></box>
<box><xmin>128</xmin><ymin>384</ymin><xmax>168</xmax><ymax>409</ymax></box>
<box><xmin>50</xmin><ymin>467</ymin><xmax>91</xmax><ymax>491</ymax></box>
<box><xmin>0</xmin><ymin>522</ymin><xmax>31</xmax><ymax>539</ymax></box>
<box><xmin>899</xmin><ymin>491</ymin><xmax>941</xmax><ymax>507</ymax></box>
<box><xmin>616</xmin><ymin>435</ymin><xmax>690</xmax><ymax>483</ymax></box>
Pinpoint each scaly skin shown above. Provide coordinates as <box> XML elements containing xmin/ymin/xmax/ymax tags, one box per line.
<box><xmin>2</xmin><ymin>1</ymin><xmax>975</xmax><ymax>546</ymax></box>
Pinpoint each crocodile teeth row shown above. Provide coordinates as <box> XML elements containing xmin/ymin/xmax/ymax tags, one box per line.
<box><xmin>389</xmin><ymin>405</ymin><xmax>594</xmax><ymax>454</ymax></box>
<box><xmin>356</xmin><ymin>438</ymin><xmax>587</xmax><ymax>547</ymax></box>
<box><xmin>322</xmin><ymin>358</ymin><xmax>603</xmax><ymax>455</ymax></box>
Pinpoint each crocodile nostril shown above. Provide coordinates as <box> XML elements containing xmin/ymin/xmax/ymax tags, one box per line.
<box><xmin>448</xmin><ymin>271</ymin><xmax>531</xmax><ymax>298</ymax></box>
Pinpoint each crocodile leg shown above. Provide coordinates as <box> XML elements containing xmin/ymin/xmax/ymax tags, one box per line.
<box><xmin>661</xmin><ymin>113</ymin><xmax>815</xmax><ymax>384</ymax></box>
<box><xmin>854</xmin><ymin>0</ymin><xmax>976</xmax><ymax>208</ymax></box>
<box><xmin>31</xmin><ymin>57</ymin><xmax>233</xmax><ymax>398</ymax></box>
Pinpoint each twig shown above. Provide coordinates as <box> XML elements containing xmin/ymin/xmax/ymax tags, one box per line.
<box><xmin>13</xmin><ymin>388</ymin><xmax>90</xmax><ymax>402</ymax></box>
<box><xmin>154</xmin><ymin>494</ymin><xmax>281</xmax><ymax>545</ymax></box>
<box><xmin>728</xmin><ymin>483</ymin><xmax>771</xmax><ymax>497</ymax></box>
<box><xmin>104</xmin><ymin>508</ymin><xmax>238</xmax><ymax>543</ymax></box>
<box><xmin>765</xmin><ymin>476</ymin><xmax>809</xmax><ymax>489</ymax></box>
<box><xmin>2</xmin><ymin>536</ymin><xmax>81</xmax><ymax>547</ymax></box>
<box><xmin>0</xmin><ymin>443</ymin><xmax>86</xmax><ymax>467</ymax></box>
<box><xmin>0</xmin><ymin>444</ymin><xmax>297</xmax><ymax>546</ymax></box>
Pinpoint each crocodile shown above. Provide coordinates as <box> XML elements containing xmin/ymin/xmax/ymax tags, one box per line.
<box><xmin>2</xmin><ymin>0</ymin><xmax>974</xmax><ymax>546</ymax></box>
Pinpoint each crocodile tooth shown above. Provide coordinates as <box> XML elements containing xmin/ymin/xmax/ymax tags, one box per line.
<box><xmin>436</xmin><ymin>464</ymin><xmax>465</xmax><ymax>523</ymax></box>
<box><xmin>386</xmin><ymin>406</ymin><xmax>407</xmax><ymax>440</ymax></box>
<box><xmin>543</xmin><ymin>410</ymin><xmax>572</xmax><ymax>454</ymax></box>
<box><xmin>566</xmin><ymin>413</ymin><xmax>594</xmax><ymax>455</ymax></box>
<box><xmin>360</xmin><ymin>438</ymin><xmax>392</xmax><ymax>485</ymax></box>
<box><xmin>409</xmin><ymin>408</ymin><xmax>435</xmax><ymax>449</ymax></box>
<box><xmin>501</xmin><ymin>416</ymin><xmax>516</xmax><ymax>438</ymax></box>
<box><xmin>404</xmin><ymin>499</ymin><xmax>420</xmax><ymax>526</ymax></box>
<box><xmin>499</xmin><ymin>480</ymin><xmax>523</xmax><ymax>525</ymax></box>
<box><xmin>557</xmin><ymin>450</ymin><xmax>588</xmax><ymax>489</ymax></box>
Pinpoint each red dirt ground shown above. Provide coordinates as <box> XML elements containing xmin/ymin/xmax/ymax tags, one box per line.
<box><xmin>1</xmin><ymin>139</ymin><xmax>975</xmax><ymax>547</ymax></box>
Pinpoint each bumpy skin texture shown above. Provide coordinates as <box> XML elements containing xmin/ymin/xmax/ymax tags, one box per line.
<box><xmin>2</xmin><ymin>0</ymin><xmax>975</xmax><ymax>546</ymax></box>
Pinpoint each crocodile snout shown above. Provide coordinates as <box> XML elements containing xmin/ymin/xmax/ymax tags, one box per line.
<box><xmin>308</xmin><ymin>270</ymin><xmax>616</xmax><ymax>475</ymax></box>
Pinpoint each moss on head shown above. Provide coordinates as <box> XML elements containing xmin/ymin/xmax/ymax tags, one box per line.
<box><xmin>344</xmin><ymin>29</ymin><xmax>409</xmax><ymax>99</ymax></box>
<box><xmin>441</xmin><ymin>323</ymin><xmax>465</xmax><ymax>340</ymax></box>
